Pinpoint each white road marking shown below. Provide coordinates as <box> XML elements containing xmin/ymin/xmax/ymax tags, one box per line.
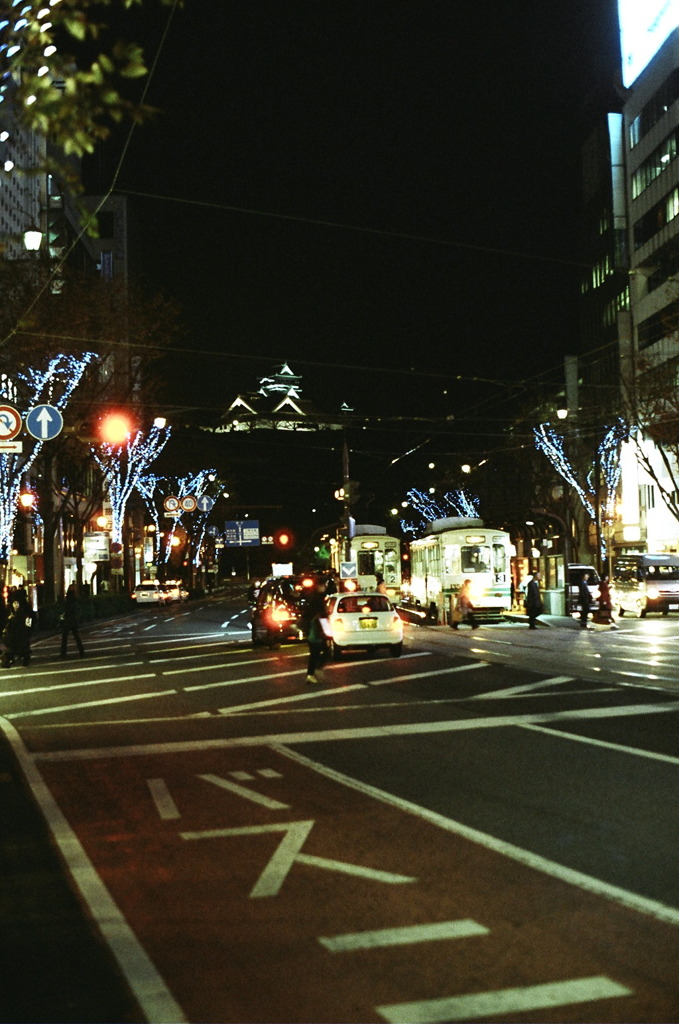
<box><xmin>278</xmin><ymin>746</ymin><xmax>679</xmax><ymax>928</ymax></box>
<box><xmin>187</xmin><ymin>666</ymin><xmax>308</xmax><ymax>691</ymax></box>
<box><xmin>522</xmin><ymin>722</ymin><xmax>679</xmax><ymax>766</ymax></box>
<box><xmin>376</xmin><ymin>975</ymin><xmax>632</xmax><ymax>1023</ymax></box>
<box><xmin>147</xmin><ymin>777</ymin><xmax>181</xmax><ymax>819</ymax></box>
<box><xmin>472</xmin><ymin>675</ymin><xmax>575</xmax><ymax>699</ymax></box>
<box><xmin>319</xmin><ymin>919</ymin><xmax>489</xmax><ymax>952</ymax></box>
<box><xmin>35</xmin><ymin>698</ymin><xmax>679</xmax><ymax>753</ymax></box>
<box><xmin>0</xmin><ymin>717</ymin><xmax>186</xmax><ymax>1023</ymax></box>
<box><xmin>0</xmin><ymin>670</ymin><xmax>151</xmax><ymax>698</ymax></box>
<box><xmin>197</xmin><ymin>772</ymin><xmax>289</xmax><ymax>810</ymax></box>
<box><xmin>218</xmin><ymin>684</ymin><xmax>366</xmax><ymax>715</ymax></box>
<box><xmin>181</xmin><ymin>820</ymin><xmax>415</xmax><ymax>898</ymax></box>
<box><xmin>171</xmin><ymin>652</ymin><xmax>306</xmax><ymax>680</ymax></box>
<box><xmin>6</xmin><ymin>688</ymin><xmax>176</xmax><ymax>719</ymax></box>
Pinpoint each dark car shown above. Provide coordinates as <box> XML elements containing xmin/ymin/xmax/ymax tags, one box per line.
<box><xmin>250</xmin><ymin>574</ymin><xmax>316</xmax><ymax>647</ymax></box>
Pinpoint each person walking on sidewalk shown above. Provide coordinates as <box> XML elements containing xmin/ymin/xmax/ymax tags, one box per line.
<box><xmin>2</xmin><ymin>593</ymin><xmax>35</xmax><ymax>667</ymax></box>
<box><xmin>524</xmin><ymin>571</ymin><xmax>543</xmax><ymax>629</ymax></box>
<box><xmin>578</xmin><ymin>572</ymin><xmax>593</xmax><ymax>630</ymax></box>
<box><xmin>60</xmin><ymin>583</ymin><xmax>85</xmax><ymax>658</ymax></box>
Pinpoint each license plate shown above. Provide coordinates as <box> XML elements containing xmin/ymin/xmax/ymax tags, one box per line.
<box><xmin>670</xmin><ymin>605</ymin><xmax>679</xmax><ymax>610</ymax></box>
<box><xmin>359</xmin><ymin>618</ymin><xmax>377</xmax><ymax>629</ymax></box>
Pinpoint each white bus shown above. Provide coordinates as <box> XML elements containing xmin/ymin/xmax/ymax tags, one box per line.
<box><xmin>409</xmin><ymin>517</ymin><xmax>512</xmax><ymax>622</ymax></box>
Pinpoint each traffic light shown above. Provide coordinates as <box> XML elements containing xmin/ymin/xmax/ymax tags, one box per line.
<box><xmin>99</xmin><ymin>412</ymin><xmax>132</xmax><ymax>445</ymax></box>
<box><xmin>274</xmin><ymin>528</ymin><xmax>294</xmax><ymax>550</ymax></box>
<box><xmin>334</xmin><ymin>481</ymin><xmax>361</xmax><ymax>506</ymax></box>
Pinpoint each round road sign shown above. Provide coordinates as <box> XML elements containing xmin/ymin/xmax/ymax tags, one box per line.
<box><xmin>0</xmin><ymin>405</ymin><xmax>22</xmax><ymax>441</ymax></box>
<box><xmin>163</xmin><ymin>496</ymin><xmax>180</xmax><ymax>513</ymax></box>
<box><xmin>25</xmin><ymin>404</ymin><xmax>63</xmax><ymax>441</ymax></box>
<box><xmin>180</xmin><ymin>495</ymin><xmax>197</xmax><ymax>512</ymax></box>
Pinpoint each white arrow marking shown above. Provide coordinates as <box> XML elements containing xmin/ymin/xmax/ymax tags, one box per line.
<box><xmin>36</xmin><ymin>407</ymin><xmax>53</xmax><ymax>438</ymax></box>
<box><xmin>181</xmin><ymin>820</ymin><xmax>417</xmax><ymax>897</ymax></box>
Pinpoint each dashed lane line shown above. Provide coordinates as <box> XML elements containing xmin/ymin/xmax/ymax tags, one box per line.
<box><xmin>318</xmin><ymin>919</ymin><xmax>489</xmax><ymax>952</ymax></box>
<box><xmin>376</xmin><ymin>976</ymin><xmax>632</xmax><ymax>1023</ymax></box>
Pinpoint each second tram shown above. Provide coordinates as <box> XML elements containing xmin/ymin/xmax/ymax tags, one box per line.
<box><xmin>409</xmin><ymin>517</ymin><xmax>512</xmax><ymax>622</ymax></box>
<box><xmin>336</xmin><ymin>524</ymin><xmax>402</xmax><ymax>599</ymax></box>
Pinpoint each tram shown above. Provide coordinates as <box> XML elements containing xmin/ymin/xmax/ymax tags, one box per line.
<box><xmin>335</xmin><ymin>524</ymin><xmax>402</xmax><ymax>599</ymax></box>
<box><xmin>409</xmin><ymin>517</ymin><xmax>512</xmax><ymax>621</ymax></box>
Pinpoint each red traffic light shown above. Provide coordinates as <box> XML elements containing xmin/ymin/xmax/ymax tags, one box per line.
<box><xmin>99</xmin><ymin>412</ymin><xmax>132</xmax><ymax>445</ymax></box>
<box><xmin>274</xmin><ymin>528</ymin><xmax>294</xmax><ymax>549</ymax></box>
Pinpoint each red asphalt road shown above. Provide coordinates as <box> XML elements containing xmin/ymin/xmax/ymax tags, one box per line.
<box><xmin>38</xmin><ymin>744</ymin><xmax>679</xmax><ymax>1024</ymax></box>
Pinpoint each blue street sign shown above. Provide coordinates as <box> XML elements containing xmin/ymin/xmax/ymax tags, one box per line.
<box><xmin>224</xmin><ymin>520</ymin><xmax>260</xmax><ymax>547</ymax></box>
<box><xmin>25</xmin><ymin>404</ymin><xmax>63</xmax><ymax>441</ymax></box>
<box><xmin>197</xmin><ymin>495</ymin><xmax>214</xmax><ymax>512</ymax></box>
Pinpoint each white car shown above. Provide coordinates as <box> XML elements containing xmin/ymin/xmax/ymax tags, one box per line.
<box><xmin>132</xmin><ymin>581</ymin><xmax>172</xmax><ymax>606</ymax></box>
<box><xmin>162</xmin><ymin>580</ymin><xmax>189</xmax><ymax>603</ymax></box>
<box><xmin>325</xmin><ymin>591</ymin><xmax>403</xmax><ymax>658</ymax></box>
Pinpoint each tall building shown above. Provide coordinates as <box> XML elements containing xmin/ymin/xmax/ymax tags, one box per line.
<box><xmin>0</xmin><ymin>74</ymin><xmax>45</xmax><ymax>257</ymax></box>
<box><xmin>616</xmin><ymin>2</ymin><xmax>679</xmax><ymax>552</ymax></box>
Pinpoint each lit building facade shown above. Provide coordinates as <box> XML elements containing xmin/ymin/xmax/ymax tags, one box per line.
<box><xmin>618</xmin><ymin>5</ymin><xmax>679</xmax><ymax>553</ymax></box>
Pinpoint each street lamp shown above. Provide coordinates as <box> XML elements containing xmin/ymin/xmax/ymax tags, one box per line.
<box><xmin>23</xmin><ymin>227</ymin><xmax>43</xmax><ymax>252</ymax></box>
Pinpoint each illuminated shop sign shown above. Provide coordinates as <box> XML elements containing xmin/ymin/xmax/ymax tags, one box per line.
<box><xmin>619</xmin><ymin>0</ymin><xmax>679</xmax><ymax>87</ymax></box>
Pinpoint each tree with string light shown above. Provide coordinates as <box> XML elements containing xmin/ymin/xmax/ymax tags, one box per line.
<box><xmin>534</xmin><ymin>419</ymin><xmax>628</xmax><ymax>566</ymax></box>
<box><xmin>90</xmin><ymin>415</ymin><xmax>170</xmax><ymax>589</ymax></box>
<box><xmin>400</xmin><ymin>487</ymin><xmax>480</xmax><ymax>537</ymax></box>
<box><xmin>0</xmin><ymin>353</ymin><xmax>96</xmax><ymax>587</ymax></box>
<box><xmin>137</xmin><ymin>469</ymin><xmax>220</xmax><ymax>579</ymax></box>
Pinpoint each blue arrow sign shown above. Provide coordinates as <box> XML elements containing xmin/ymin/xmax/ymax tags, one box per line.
<box><xmin>25</xmin><ymin>404</ymin><xmax>63</xmax><ymax>441</ymax></box>
<box><xmin>196</xmin><ymin>495</ymin><xmax>214</xmax><ymax>512</ymax></box>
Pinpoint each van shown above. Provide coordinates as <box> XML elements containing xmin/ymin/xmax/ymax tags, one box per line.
<box><xmin>568</xmin><ymin>564</ymin><xmax>600</xmax><ymax>614</ymax></box>
<box><xmin>612</xmin><ymin>554</ymin><xmax>679</xmax><ymax>617</ymax></box>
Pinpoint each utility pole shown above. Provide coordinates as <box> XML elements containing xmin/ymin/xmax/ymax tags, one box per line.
<box><xmin>342</xmin><ymin>439</ymin><xmax>351</xmax><ymax>561</ymax></box>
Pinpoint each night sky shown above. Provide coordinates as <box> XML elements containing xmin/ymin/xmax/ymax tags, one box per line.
<box><xmin>90</xmin><ymin>1</ymin><xmax>622</xmax><ymax>533</ymax></box>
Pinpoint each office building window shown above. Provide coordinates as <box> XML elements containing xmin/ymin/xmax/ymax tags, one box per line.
<box><xmin>640</xmin><ymin>484</ymin><xmax>656</xmax><ymax>510</ymax></box>
<box><xmin>632</xmin><ymin>127</ymin><xmax>679</xmax><ymax>198</ymax></box>
<box><xmin>629</xmin><ymin>68</ymin><xmax>679</xmax><ymax>149</ymax></box>
<box><xmin>633</xmin><ymin>185</ymin><xmax>679</xmax><ymax>249</ymax></box>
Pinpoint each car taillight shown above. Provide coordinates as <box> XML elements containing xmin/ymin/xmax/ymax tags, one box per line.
<box><xmin>271</xmin><ymin>605</ymin><xmax>291</xmax><ymax>624</ymax></box>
